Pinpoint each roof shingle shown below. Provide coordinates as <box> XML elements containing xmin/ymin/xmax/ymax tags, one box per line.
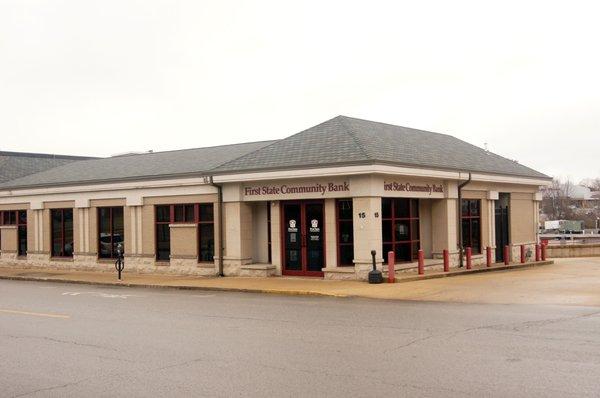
<box><xmin>0</xmin><ymin>141</ymin><xmax>275</xmax><ymax>189</ymax></box>
<box><xmin>0</xmin><ymin>116</ymin><xmax>550</xmax><ymax>189</ymax></box>
<box><xmin>0</xmin><ymin>152</ymin><xmax>94</xmax><ymax>184</ymax></box>
<box><xmin>212</xmin><ymin>116</ymin><xmax>550</xmax><ymax>179</ymax></box>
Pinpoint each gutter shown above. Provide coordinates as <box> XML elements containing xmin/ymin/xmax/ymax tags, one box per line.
<box><xmin>457</xmin><ymin>172</ymin><xmax>472</xmax><ymax>268</ymax></box>
<box><xmin>209</xmin><ymin>176</ymin><xmax>225</xmax><ymax>277</ymax></box>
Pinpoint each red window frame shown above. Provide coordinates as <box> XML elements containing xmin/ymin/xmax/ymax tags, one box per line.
<box><xmin>0</xmin><ymin>210</ymin><xmax>17</xmax><ymax>225</ymax></box>
<box><xmin>382</xmin><ymin>198</ymin><xmax>420</xmax><ymax>263</ymax></box>
<box><xmin>197</xmin><ymin>204</ymin><xmax>215</xmax><ymax>263</ymax></box>
<box><xmin>0</xmin><ymin>210</ymin><xmax>26</xmax><ymax>256</ymax></box>
<box><xmin>98</xmin><ymin>207</ymin><xmax>124</xmax><ymax>259</ymax></box>
<box><xmin>155</xmin><ymin>205</ymin><xmax>171</xmax><ymax>261</ymax></box>
<box><xmin>17</xmin><ymin>210</ymin><xmax>27</xmax><ymax>257</ymax></box>
<box><xmin>267</xmin><ymin>202</ymin><xmax>272</xmax><ymax>263</ymax></box>
<box><xmin>154</xmin><ymin>203</ymin><xmax>215</xmax><ymax>262</ymax></box>
<box><xmin>336</xmin><ymin>199</ymin><xmax>354</xmax><ymax>266</ymax></box>
<box><xmin>461</xmin><ymin>199</ymin><xmax>481</xmax><ymax>254</ymax></box>
<box><xmin>51</xmin><ymin>208</ymin><xmax>73</xmax><ymax>258</ymax></box>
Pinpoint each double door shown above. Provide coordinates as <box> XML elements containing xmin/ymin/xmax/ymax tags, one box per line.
<box><xmin>282</xmin><ymin>201</ymin><xmax>325</xmax><ymax>276</ymax></box>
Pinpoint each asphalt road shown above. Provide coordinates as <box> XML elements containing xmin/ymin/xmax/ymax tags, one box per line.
<box><xmin>1</xmin><ymin>280</ymin><xmax>600</xmax><ymax>397</ymax></box>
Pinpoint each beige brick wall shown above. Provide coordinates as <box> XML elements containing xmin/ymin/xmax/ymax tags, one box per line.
<box><xmin>0</xmin><ymin>203</ymin><xmax>29</xmax><ymax>211</ymax></box>
<box><xmin>42</xmin><ymin>209</ymin><xmax>51</xmax><ymax>253</ymax></box>
<box><xmin>26</xmin><ymin>209</ymin><xmax>36</xmax><ymax>254</ymax></box>
<box><xmin>431</xmin><ymin>198</ymin><xmax>458</xmax><ymax>256</ymax></box>
<box><xmin>324</xmin><ymin>199</ymin><xmax>337</xmax><ymax>268</ymax></box>
<box><xmin>141</xmin><ymin>204</ymin><xmax>155</xmax><ymax>256</ymax></box>
<box><xmin>270</xmin><ymin>201</ymin><xmax>282</xmax><ymax>274</ymax></box>
<box><xmin>251</xmin><ymin>202</ymin><xmax>269</xmax><ymax>263</ymax></box>
<box><xmin>419</xmin><ymin>200</ymin><xmax>432</xmax><ymax>258</ymax></box>
<box><xmin>352</xmin><ymin>197</ymin><xmax>383</xmax><ymax>279</ymax></box>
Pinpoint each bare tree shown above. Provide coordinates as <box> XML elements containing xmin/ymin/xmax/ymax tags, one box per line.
<box><xmin>580</xmin><ymin>177</ymin><xmax>600</xmax><ymax>191</ymax></box>
<box><xmin>542</xmin><ymin>177</ymin><xmax>575</xmax><ymax>220</ymax></box>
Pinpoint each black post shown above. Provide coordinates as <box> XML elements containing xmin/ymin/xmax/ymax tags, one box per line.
<box><xmin>115</xmin><ymin>243</ymin><xmax>125</xmax><ymax>281</ymax></box>
<box><xmin>368</xmin><ymin>250</ymin><xmax>383</xmax><ymax>284</ymax></box>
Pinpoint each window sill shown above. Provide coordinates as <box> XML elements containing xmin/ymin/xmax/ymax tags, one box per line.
<box><xmin>50</xmin><ymin>257</ymin><xmax>74</xmax><ymax>262</ymax></box>
<box><xmin>322</xmin><ymin>267</ymin><xmax>355</xmax><ymax>273</ymax></box>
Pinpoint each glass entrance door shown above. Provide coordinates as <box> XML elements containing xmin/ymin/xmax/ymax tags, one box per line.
<box><xmin>305</xmin><ymin>203</ymin><xmax>324</xmax><ymax>272</ymax></box>
<box><xmin>495</xmin><ymin>193</ymin><xmax>510</xmax><ymax>262</ymax></box>
<box><xmin>283</xmin><ymin>203</ymin><xmax>302</xmax><ymax>272</ymax></box>
<box><xmin>282</xmin><ymin>201</ymin><xmax>325</xmax><ymax>276</ymax></box>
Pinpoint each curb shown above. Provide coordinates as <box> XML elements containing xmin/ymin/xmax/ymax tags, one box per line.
<box><xmin>0</xmin><ymin>275</ymin><xmax>349</xmax><ymax>298</ymax></box>
<box><xmin>0</xmin><ymin>260</ymin><xmax>555</xmax><ymax>298</ymax></box>
<box><xmin>395</xmin><ymin>260</ymin><xmax>555</xmax><ymax>283</ymax></box>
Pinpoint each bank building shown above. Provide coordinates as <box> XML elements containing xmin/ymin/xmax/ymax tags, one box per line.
<box><xmin>0</xmin><ymin>116</ymin><xmax>550</xmax><ymax>280</ymax></box>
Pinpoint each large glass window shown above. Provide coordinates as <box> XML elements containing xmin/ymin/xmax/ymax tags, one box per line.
<box><xmin>267</xmin><ymin>202</ymin><xmax>272</xmax><ymax>264</ymax></box>
<box><xmin>0</xmin><ymin>211</ymin><xmax>26</xmax><ymax>256</ymax></box>
<box><xmin>382</xmin><ymin>198</ymin><xmax>420</xmax><ymax>262</ymax></box>
<box><xmin>198</xmin><ymin>204</ymin><xmax>214</xmax><ymax>262</ymax></box>
<box><xmin>1</xmin><ymin>210</ymin><xmax>17</xmax><ymax>225</ymax></box>
<box><xmin>18</xmin><ymin>210</ymin><xmax>27</xmax><ymax>256</ymax></box>
<box><xmin>154</xmin><ymin>203</ymin><xmax>215</xmax><ymax>262</ymax></box>
<box><xmin>336</xmin><ymin>199</ymin><xmax>354</xmax><ymax>266</ymax></box>
<box><xmin>155</xmin><ymin>205</ymin><xmax>171</xmax><ymax>261</ymax></box>
<box><xmin>98</xmin><ymin>207</ymin><xmax>124</xmax><ymax>259</ymax></box>
<box><xmin>51</xmin><ymin>209</ymin><xmax>73</xmax><ymax>257</ymax></box>
<box><xmin>461</xmin><ymin>199</ymin><xmax>481</xmax><ymax>254</ymax></box>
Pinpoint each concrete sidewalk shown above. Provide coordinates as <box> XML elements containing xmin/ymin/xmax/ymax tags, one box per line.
<box><xmin>0</xmin><ymin>259</ymin><xmax>569</xmax><ymax>304</ymax></box>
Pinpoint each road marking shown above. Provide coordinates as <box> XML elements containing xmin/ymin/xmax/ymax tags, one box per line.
<box><xmin>62</xmin><ymin>291</ymin><xmax>142</xmax><ymax>299</ymax></box>
<box><xmin>0</xmin><ymin>309</ymin><xmax>70</xmax><ymax>319</ymax></box>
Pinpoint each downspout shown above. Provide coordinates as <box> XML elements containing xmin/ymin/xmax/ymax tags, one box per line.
<box><xmin>457</xmin><ymin>172</ymin><xmax>472</xmax><ymax>267</ymax></box>
<box><xmin>209</xmin><ymin>176</ymin><xmax>225</xmax><ymax>277</ymax></box>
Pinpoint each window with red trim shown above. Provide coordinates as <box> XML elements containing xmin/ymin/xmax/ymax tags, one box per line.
<box><xmin>17</xmin><ymin>210</ymin><xmax>27</xmax><ymax>256</ymax></box>
<box><xmin>51</xmin><ymin>209</ymin><xmax>73</xmax><ymax>257</ymax></box>
<box><xmin>382</xmin><ymin>198</ymin><xmax>420</xmax><ymax>262</ymax></box>
<box><xmin>98</xmin><ymin>207</ymin><xmax>124</xmax><ymax>259</ymax></box>
<box><xmin>336</xmin><ymin>199</ymin><xmax>354</xmax><ymax>266</ymax></box>
<box><xmin>267</xmin><ymin>202</ymin><xmax>272</xmax><ymax>263</ymax></box>
<box><xmin>1</xmin><ymin>210</ymin><xmax>17</xmax><ymax>225</ymax></box>
<box><xmin>154</xmin><ymin>204</ymin><xmax>214</xmax><ymax>262</ymax></box>
<box><xmin>0</xmin><ymin>210</ymin><xmax>26</xmax><ymax>256</ymax></box>
<box><xmin>461</xmin><ymin>199</ymin><xmax>481</xmax><ymax>254</ymax></box>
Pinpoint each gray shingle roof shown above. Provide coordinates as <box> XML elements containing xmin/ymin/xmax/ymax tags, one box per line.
<box><xmin>0</xmin><ymin>141</ymin><xmax>276</xmax><ymax>189</ymax></box>
<box><xmin>0</xmin><ymin>151</ymin><xmax>94</xmax><ymax>184</ymax></box>
<box><xmin>0</xmin><ymin>116</ymin><xmax>550</xmax><ymax>190</ymax></box>
<box><xmin>212</xmin><ymin>116</ymin><xmax>550</xmax><ymax>179</ymax></box>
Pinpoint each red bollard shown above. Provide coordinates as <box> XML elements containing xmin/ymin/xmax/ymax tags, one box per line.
<box><xmin>486</xmin><ymin>246</ymin><xmax>492</xmax><ymax>267</ymax></box>
<box><xmin>443</xmin><ymin>249</ymin><xmax>450</xmax><ymax>272</ymax></box>
<box><xmin>418</xmin><ymin>249</ymin><xmax>424</xmax><ymax>275</ymax></box>
<box><xmin>520</xmin><ymin>244</ymin><xmax>526</xmax><ymax>264</ymax></box>
<box><xmin>387</xmin><ymin>251</ymin><xmax>395</xmax><ymax>283</ymax></box>
<box><xmin>535</xmin><ymin>244</ymin><xmax>541</xmax><ymax>262</ymax></box>
<box><xmin>541</xmin><ymin>243</ymin><xmax>547</xmax><ymax>261</ymax></box>
<box><xmin>466</xmin><ymin>247</ymin><xmax>472</xmax><ymax>270</ymax></box>
<box><xmin>504</xmin><ymin>245</ymin><xmax>510</xmax><ymax>265</ymax></box>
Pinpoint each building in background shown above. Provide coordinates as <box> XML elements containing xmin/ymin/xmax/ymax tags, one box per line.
<box><xmin>0</xmin><ymin>116</ymin><xmax>551</xmax><ymax>280</ymax></box>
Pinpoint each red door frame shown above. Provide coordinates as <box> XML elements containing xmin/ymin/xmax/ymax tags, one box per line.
<box><xmin>280</xmin><ymin>200</ymin><xmax>326</xmax><ymax>277</ymax></box>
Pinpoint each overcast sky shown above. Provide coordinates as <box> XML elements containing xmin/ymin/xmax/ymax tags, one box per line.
<box><xmin>1</xmin><ymin>1</ymin><xmax>598</xmax><ymax>182</ymax></box>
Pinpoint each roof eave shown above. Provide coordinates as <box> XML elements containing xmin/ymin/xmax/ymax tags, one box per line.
<box><xmin>0</xmin><ymin>159</ymin><xmax>551</xmax><ymax>192</ymax></box>
<box><xmin>210</xmin><ymin>159</ymin><xmax>552</xmax><ymax>181</ymax></box>
<box><xmin>0</xmin><ymin>170</ymin><xmax>212</xmax><ymax>192</ymax></box>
